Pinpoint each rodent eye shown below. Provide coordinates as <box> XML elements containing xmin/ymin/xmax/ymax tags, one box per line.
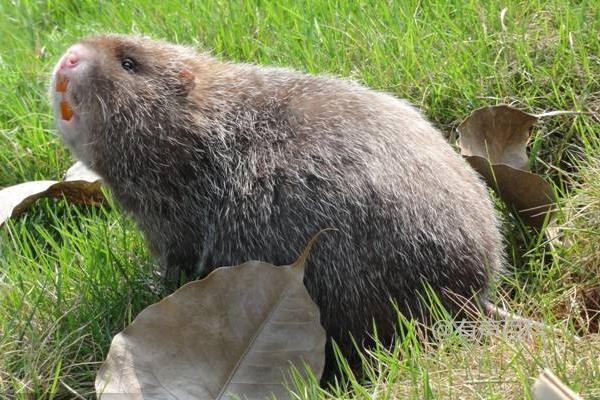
<box><xmin>121</xmin><ymin>58</ymin><xmax>136</xmax><ymax>72</ymax></box>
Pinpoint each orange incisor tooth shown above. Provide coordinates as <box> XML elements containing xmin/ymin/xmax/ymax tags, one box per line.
<box><xmin>60</xmin><ymin>101</ymin><xmax>73</xmax><ymax>121</ymax></box>
<box><xmin>56</xmin><ymin>75</ymin><xmax>68</xmax><ymax>92</ymax></box>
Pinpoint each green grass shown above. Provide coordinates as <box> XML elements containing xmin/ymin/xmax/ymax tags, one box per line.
<box><xmin>0</xmin><ymin>0</ymin><xmax>599</xmax><ymax>398</ymax></box>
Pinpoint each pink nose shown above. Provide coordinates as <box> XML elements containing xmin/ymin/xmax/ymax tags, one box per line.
<box><xmin>54</xmin><ymin>44</ymin><xmax>89</xmax><ymax>75</ymax></box>
<box><xmin>64</xmin><ymin>52</ymin><xmax>79</xmax><ymax>68</ymax></box>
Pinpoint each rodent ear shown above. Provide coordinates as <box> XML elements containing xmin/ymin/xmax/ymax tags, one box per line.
<box><xmin>177</xmin><ymin>69</ymin><xmax>196</xmax><ymax>96</ymax></box>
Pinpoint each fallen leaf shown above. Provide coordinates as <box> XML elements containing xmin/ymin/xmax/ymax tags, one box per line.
<box><xmin>96</xmin><ymin>238</ymin><xmax>326</xmax><ymax>400</ymax></box>
<box><xmin>0</xmin><ymin>161</ymin><xmax>103</xmax><ymax>227</ymax></box>
<box><xmin>532</xmin><ymin>368</ymin><xmax>583</xmax><ymax>400</ymax></box>
<box><xmin>458</xmin><ymin>105</ymin><xmax>556</xmax><ymax>228</ymax></box>
<box><xmin>466</xmin><ymin>157</ymin><xmax>555</xmax><ymax>228</ymax></box>
<box><xmin>458</xmin><ymin>105</ymin><xmax>537</xmax><ymax>171</ymax></box>
<box><xmin>48</xmin><ymin>162</ymin><xmax>104</xmax><ymax>205</ymax></box>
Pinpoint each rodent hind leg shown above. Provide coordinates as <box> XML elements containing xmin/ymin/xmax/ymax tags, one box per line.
<box><xmin>159</xmin><ymin>250</ymin><xmax>200</xmax><ymax>291</ymax></box>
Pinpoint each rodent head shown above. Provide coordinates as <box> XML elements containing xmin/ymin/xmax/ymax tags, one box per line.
<box><xmin>51</xmin><ymin>34</ymin><xmax>198</xmax><ymax>168</ymax></box>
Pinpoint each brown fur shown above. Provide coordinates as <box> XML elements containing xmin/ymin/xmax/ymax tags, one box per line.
<box><xmin>52</xmin><ymin>34</ymin><xmax>504</xmax><ymax>377</ymax></box>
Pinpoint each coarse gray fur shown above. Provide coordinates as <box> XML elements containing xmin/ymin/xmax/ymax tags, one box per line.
<box><xmin>52</xmin><ymin>34</ymin><xmax>504</xmax><ymax>375</ymax></box>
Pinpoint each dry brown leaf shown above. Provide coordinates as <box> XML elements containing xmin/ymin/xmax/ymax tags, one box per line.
<box><xmin>96</xmin><ymin>243</ymin><xmax>326</xmax><ymax>400</ymax></box>
<box><xmin>458</xmin><ymin>105</ymin><xmax>537</xmax><ymax>171</ymax></box>
<box><xmin>466</xmin><ymin>158</ymin><xmax>555</xmax><ymax>228</ymax></box>
<box><xmin>532</xmin><ymin>368</ymin><xmax>583</xmax><ymax>400</ymax></box>
<box><xmin>458</xmin><ymin>105</ymin><xmax>556</xmax><ymax>228</ymax></box>
<box><xmin>0</xmin><ymin>161</ymin><xmax>103</xmax><ymax>227</ymax></box>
